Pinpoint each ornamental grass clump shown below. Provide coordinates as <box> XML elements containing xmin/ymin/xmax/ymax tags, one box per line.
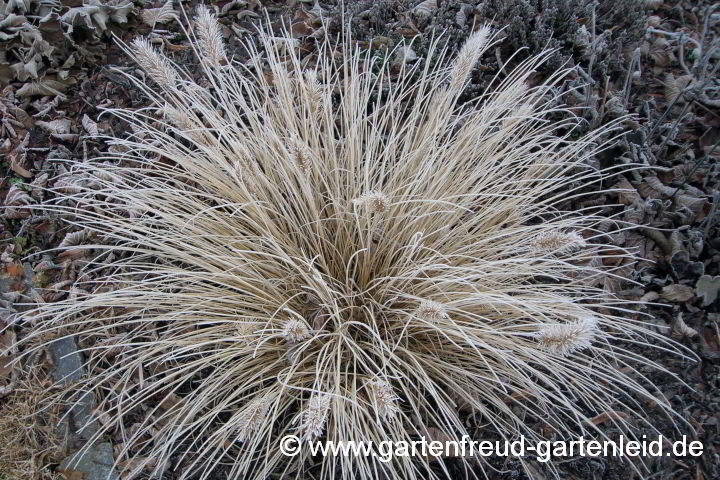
<box><xmin>23</xmin><ymin>6</ymin><xmax>684</xmax><ymax>480</ymax></box>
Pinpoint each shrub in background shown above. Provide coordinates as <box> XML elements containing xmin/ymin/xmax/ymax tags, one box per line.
<box><xmin>23</xmin><ymin>7</ymin><xmax>682</xmax><ymax>480</ymax></box>
<box><xmin>338</xmin><ymin>0</ymin><xmax>647</xmax><ymax>74</ymax></box>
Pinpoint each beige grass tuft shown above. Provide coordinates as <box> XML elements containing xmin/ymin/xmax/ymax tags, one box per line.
<box><xmin>20</xmin><ymin>8</ymin><xmax>689</xmax><ymax>480</ymax></box>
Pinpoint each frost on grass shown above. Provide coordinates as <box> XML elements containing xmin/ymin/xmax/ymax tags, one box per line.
<box><xmin>21</xmin><ymin>8</ymin><xmax>685</xmax><ymax>480</ymax></box>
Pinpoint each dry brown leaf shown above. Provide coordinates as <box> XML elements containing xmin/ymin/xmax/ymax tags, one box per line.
<box><xmin>660</xmin><ymin>284</ymin><xmax>694</xmax><ymax>302</ymax></box>
<box><xmin>671</xmin><ymin>313</ymin><xmax>698</xmax><ymax>339</ymax></box>
<box><xmin>701</xmin><ymin>324</ymin><xmax>720</xmax><ymax>359</ymax></box>
<box><xmin>504</xmin><ymin>391</ymin><xmax>531</xmax><ymax>403</ymax></box>
<box><xmin>82</xmin><ymin>114</ymin><xmax>99</xmax><ymax>136</ymax></box>
<box><xmin>30</xmin><ymin>172</ymin><xmax>49</xmax><ymax>200</ymax></box>
<box><xmin>58</xmin><ymin>469</ymin><xmax>85</xmax><ymax>480</ymax></box>
<box><xmin>58</xmin><ymin>229</ymin><xmax>91</xmax><ymax>249</ymax></box>
<box><xmin>10</xmin><ymin>155</ymin><xmax>32</xmax><ymax>178</ymax></box>
<box><xmin>16</xmin><ymin>78</ymin><xmax>70</xmax><ymax>98</ymax></box>
<box><xmin>40</xmin><ymin>279</ymin><xmax>73</xmax><ymax>302</ymax></box>
<box><xmin>0</xmin><ymin>331</ymin><xmax>16</xmax><ymax>379</ymax></box>
<box><xmin>7</xmin><ymin>132</ymin><xmax>32</xmax><ymax>178</ymax></box>
<box><xmin>159</xmin><ymin>392</ymin><xmax>184</xmax><ymax>411</ymax></box>
<box><xmin>663</xmin><ymin>73</ymin><xmax>692</xmax><ymax>103</ymax></box>
<box><xmin>3</xmin><ymin>184</ymin><xmax>34</xmax><ymax>219</ymax></box>
<box><xmin>36</xmin><ymin>118</ymin><xmax>71</xmax><ymax>134</ymax></box>
<box><xmin>648</xmin><ymin>37</ymin><xmax>674</xmax><ymax>67</ymax></box>
<box><xmin>4</xmin><ymin>262</ymin><xmax>24</xmax><ymax>277</ymax></box>
<box><xmin>589</xmin><ymin>411</ymin><xmax>630</xmax><ymax>425</ymax></box>
<box><xmin>56</xmin><ymin>248</ymin><xmax>88</xmax><ymax>264</ymax></box>
<box><xmin>456</xmin><ymin>4</ymin><xmax>473</xmax><ymax>26</ymax></box>
<box><xmin>421</xmin><ymin>427</ymin><xmax>459</xmax><ymax>458</ymax></box>
<box><xmin>51</xmin><ymin>133</ymin><xmax>80</xmax><ymax>142</ymax></box>
<box><xmin>643</xmin><ymin>175</ymin><xmax>708</xmax><ymax>219</ymax></box>
<box><xmin>413</xmin><ymin>0</ymin><xmax>438</xmax><ymax>18</ymax></box>
<box><xmin>117</xmin><ymin>456</ymin><xmax>156</xmax><ymax>473</ymax></box>
<box><xmin>142</xmin><ymin>0</ymin><xmax>178</xmax><ymax>27</ymax></box>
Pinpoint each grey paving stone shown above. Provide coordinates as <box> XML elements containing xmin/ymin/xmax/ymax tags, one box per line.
<box><xmin>59</xmin><ymin>442</ymin><xmax>119</xmax><ymax>480</ymax></box>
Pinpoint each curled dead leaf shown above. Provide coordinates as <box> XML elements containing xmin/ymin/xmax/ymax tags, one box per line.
<box><xmin>660</xmin><ymin>284</ymin><xmax>694</xmax><ymax>302</ymax></box>
<box><xmin>663</xmin><ymin>73</ymin><xmax>692</xmax><ymax>103</ymax></box>
<box><xmin>413</xmin><ymin>0</ymin><xmax>438</xmax><ymax>18</ymax></box>
<box><xmin>36</xmin><ymin>118</ymin><xmax>71</xmax><ymax>134</ymax></box>
<box><xmin>30</xmin><ymin>172</ymin><xmax>49</xmax><ymax>200</ymax></box>
<box><xmin>142</xmin><ymin>0</ymin><xmax>178</xmax><ymax>27</ymax></box>
<box><xmin>4</xmin><ymin>262</ymin><xmax>25</xmax><ymax>276</ymax></box>
<box><xmin>17</xmin><ymin>78</ymin><xmax>70</xmax><ymax>98</ymax></box>
<box><xmin>81</xmin><ymin>114</ymin><xmax>99</xmax><ymax>136</ymax></box>
<box><xmin>671</xmin><ymin>313</ymin><xmax>698</xmax><ymax>339</ymax></box>
<box><xmin>59</xmin><ymin>229</ymin><xmax>92</xmax><ymax>249</ymax></box>
<box><xmin>40</xmin><ymin>279</ymin><xmax>74</xmax><ymax>302</ymax></box>
<box><xmin>3</xmin><ymin>184</ymin><xmax>34</xmax><ymax>219</ymax></box>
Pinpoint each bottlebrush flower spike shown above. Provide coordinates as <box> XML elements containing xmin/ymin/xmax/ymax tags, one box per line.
<box><xmin>414</xmin><ymin>299</ymin><xmax>450</xmax><ymax>322</ymax></box>
<box><xmin>129</xmin><ymin>38</ymin><xmax>179</xmax><ymax>89</ymax></box>
<box><xmin>286</xmin><ymin>137</ymin><xmax>313</xmax><ymax>173</ymax></box>
<box><xmin>368</xmin><ymin>379</ymin><xmax>401</xmax><ymax>420</ymax></box>
<box><xmin>234</xmin><ymin>397</ymin><xmax>269</xmax><ymax>442</ymax></box>
<box><xmin>282</xmin><ymin>319</ymin><xmax>311</xmax><ymax>344</ymax></box>
<box><xmin>535</xmin><ymin>317</ymin><xmax>599</xmax><ymax>356</ymax></box>
<box><xmin>194</xmin><ymin>5</ymin><xmax>226</xmax><ymax>66</ymax></box>
<box><xmin>530</xmin><ymin>231</ymin><xmax>588</xmax><ymax>255</ymax></box>
<box><xmin>300</xmin><ymin>393</ymin><xmax>331</xmax><ymax>441</ymax></box>
<box><xmin>353</xmin><ymin>191</ymin><xmax>391</xmax><ymax>214</ymax></box>
<box><xmin>449</xmin><ymin>26</ymin><xmax>492</xmax><ymax>91</ymax></box>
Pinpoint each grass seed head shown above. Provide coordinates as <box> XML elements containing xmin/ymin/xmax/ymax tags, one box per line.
<box><xmin>353</xmin><ymin>190</ymin><xmax>391</xmax><ymax>214</ymax></box>
<box><xmin>414</xmin><ymin>299</ymin><xmax>450</xmax><ymax>322</ymax></box>
<box><xmin>234</xmin><ymin>397</ymin><xmax>269</xmax><ymax>442</ymax></box>
<box><xmin>300</xmin><ymin>393</ymin><xmax>331</xmax><ymax>441</ymax></box>
<box><xmin>535</xmin><ymin>317</ymin><xmax>600</xmax><ymax>356</ymax></box>
<box><xmin>281</xmin><ymin>319</ymin><xmax>311</xmax><ymax>344</ymax></box>
<box><xmin>531</xmin><ymin>230</ymin><xmax>588</xmax><ymax>255</ymax></box>
<box><xmin>193</xmin><ymin>5</ymin><xmax>226</xmax><ymax>66</ymax></box>
<box><xmin>129</xmin><ymin>37</ymin><xmax>179</xmax><ymax>89</ymax></box>
<box><xmin>368</xmin><ymin>379</ymin><xmax>401</xmax><ymax>421</ymax></box>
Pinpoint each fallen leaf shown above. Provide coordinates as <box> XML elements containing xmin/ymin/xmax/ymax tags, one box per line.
<box><xmin>59</xmin><ymin>229</ymin><xmax>91</xmax><ymax>249</ymax></box>
<box><xmin>16</xmin><ymin>78</ymin><xmax>70</xmax><ymax>98</ymax></box>
<box><xmin>0</xmin><ymin>331</ymin><xmax>16</xmax><ymax>378</ymax></box>
<box><xmin>159</xmin><ymin>392</ymin><xmax>183</xmax><ymax>411</ymax></box>
<box><xmin>141</xmin><ymin>0</ymin><xmax>178</xmax><ymax>27</ymax></box>
<box><xmin>0</xmin><ymin>330</ymin><xmax>17</xmax><ymax>396</ymax></box>
<box><xmin>82</xmin><ymin>114</ymin><xmax>99</xmax><ymax>136</ymax></box>
<box><xmin>58</xmin><ymin>469</ymin><xmax>84</xmax><ymax>480</ymax></box>
<box><xmin>36</xmin><ymin>118</ymin><xmax>71</xmax><ymax>134</ymax></box>
<box><xmin>421</xmin><ymin>427</ymin><xmax>459</xmax><ymax>458</ymax></box>
<box><xmin>660</xmin><ymin>284</ymin><xmax>694</xmax><ymax>302</ymax></box>
<box><xmin>5</xmin><ymin>262</ymin><xmax>25</xmax><ymax>277</ymax></box>
<box><xmin>696</xmin><ymin>275</ymin><xmax>720</xmax><ymax>307</ymax></box>
<box><xmin>701</xmin><ymin>324</ymin><xmax>720</xmax><ymax>360</ymax></box>
<box><xmin>589</xmin><ymin>411</ymin><xmax>630</xmax><ymax>425</ymax></box>
<box><xmin>3</xmin><ymin>184</ymin><xmax>34</xmax><ymax>218</ymax></box>
<box><xmin>671</xmin><ymin>313</ymin><xmax>698</xmax><ymax>339</ymax></box>
<box><xmin>412</xmin><ymin>0</ymin><xmax>438</xmax><ymax>19</ymax></box>
<box><xmin>117</xmin><ymin>456</ymin><xmax>156</xmax><ymax>472</ymax></box>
